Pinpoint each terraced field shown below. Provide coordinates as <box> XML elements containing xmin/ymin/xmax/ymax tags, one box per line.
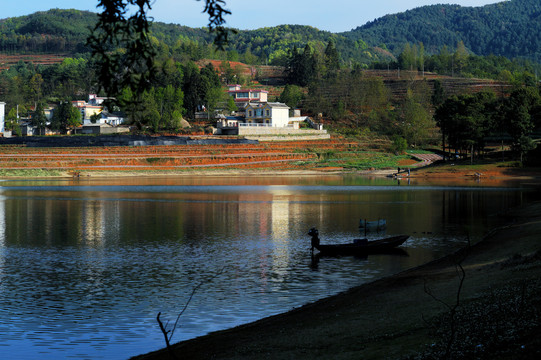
<box><xmin>0</xmin><ymin>138</ymin><xmax>396</xmax><ymax>175</ymax></box>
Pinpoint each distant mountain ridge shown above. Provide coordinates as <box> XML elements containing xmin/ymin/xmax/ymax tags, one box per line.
<box><xmin>346</xmin><ymin>0</ymin><xmax>541</xmax><ymax>60</ymax></box>
<box><xmin>0</xmin><ymin>0</ymin><xmax>539</xmax><ymax>63</ymax></box>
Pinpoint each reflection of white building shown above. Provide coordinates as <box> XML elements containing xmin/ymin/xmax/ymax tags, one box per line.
<box><xmin>0</xmin><ymin>192</ymin><xmax>5</xmax><ymax>246</ymax></box>
<box><xmin>0</xmin><ymin>101</ymin><xmax>5</xmax><ymax>134</ymax></box>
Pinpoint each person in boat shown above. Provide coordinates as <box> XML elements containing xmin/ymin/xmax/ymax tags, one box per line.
<box><xmin>308</xmin><ymin>228</ymin><xmax>320</xmax><ymax>253</ymax></box>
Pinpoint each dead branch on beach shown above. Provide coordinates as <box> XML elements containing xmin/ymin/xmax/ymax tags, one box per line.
<box><xmin>156</xmin><ymin>267</ymin><xmax>225</xmax><ymax>359</ymax></box>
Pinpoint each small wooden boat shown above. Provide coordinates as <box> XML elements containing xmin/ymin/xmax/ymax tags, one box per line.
<box><xmin>309</xmin><ymin>228</ymin><xmax>408</xmax><ymax>256</ymax></box>
<box><xmin>359</xmin><ymin>218</ymin><xmax>387</xmax><ymax>232</ymax></box>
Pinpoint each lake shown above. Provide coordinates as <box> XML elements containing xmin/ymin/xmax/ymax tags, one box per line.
<box><xmin>0</xmin><ymin>175</ymin><xmax>538</xmax><ymax>359</ymax></box>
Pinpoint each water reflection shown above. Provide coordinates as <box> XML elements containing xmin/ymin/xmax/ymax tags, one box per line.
<box><xmin>0</xmin><ymin>176</ymin><xmax>538</xmax><ymax>359</ymax></box>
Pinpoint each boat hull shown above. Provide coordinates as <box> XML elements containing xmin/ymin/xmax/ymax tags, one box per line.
<box><xmin>314</xmin><ymin>235</ymin><xmax>409</xmax><ymax>256</ymax></box>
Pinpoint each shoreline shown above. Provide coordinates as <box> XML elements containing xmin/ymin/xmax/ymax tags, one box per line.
<box><xmin>132</xmin><ymin>199</ymin><xmax>541</xmax><ymax>360</ymax></box>
<box><xmin>1</xmin><ymin>166</ymin><xmax>540</xmax><ymax>180</ymax></box>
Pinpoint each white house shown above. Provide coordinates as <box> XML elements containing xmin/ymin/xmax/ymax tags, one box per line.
<box><xmin>72</xmin><ymin>94</ymin><xmax>120</xmax><ymax>125</ymax></box>
<box><xmin>244</xmin><ymin>102</ymin><xmax>290</xmax><ymax>127</ymax></box>
<box><xmin>88</xmin><ymin>94</ymin><xmax>108</xmax><ymax>106</ymax></box>
<box><xmin>0</xmin><ymin>101</ymin><xmax>5</xmax><ymax>134</ymax></box>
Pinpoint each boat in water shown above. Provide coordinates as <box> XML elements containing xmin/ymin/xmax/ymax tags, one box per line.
<box><xmin>309</xmin><ymin>228</ymin><xmax>409</xmax><ymax>256</ymax></box>
<box><xmin>359</xmin><ymin>218</ymin><xmax>387</xmax><ymax>232</ymax></box>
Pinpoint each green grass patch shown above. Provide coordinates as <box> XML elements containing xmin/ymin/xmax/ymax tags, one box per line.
<box><xmin>0</xmin><ymin>169</ymin><xmax>62</xmax><ymax>177</ymax></box>
<box><xmin>406</xmin><ymin>149</ymin><xmax>434</xmax><ymax>154</ymax></box>
<box><xmin>316</xmin><ymin>151</ymin><xmax>413</xmax><ymax>170</ymax></box>
<box><xmin>146</xmin><ymin>157</ymin><xmax>166</xmax><ymax>164</ymax></box>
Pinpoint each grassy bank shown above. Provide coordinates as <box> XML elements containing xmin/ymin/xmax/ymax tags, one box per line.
<box><xmin>133</xmin><ymin>200</ymin><xmax>541</xmax><ymax>360</ymax></box>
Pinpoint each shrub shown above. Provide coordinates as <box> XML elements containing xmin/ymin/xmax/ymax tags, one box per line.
<box><xmin>391</xmin><ymin>135</ymin><xmax>408</xmax><ymax>154</ymax></box>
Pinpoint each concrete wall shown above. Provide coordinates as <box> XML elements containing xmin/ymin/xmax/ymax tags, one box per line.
<box><xmin>245</xmin><ymin>134</ymin><xmax>331</xmax><ymax>142</ymax></box>
<box><xmin>238</xmin><ymin>127</ymin><xmax>327</xmax><ymax>136</ymax></box>
<box><xmin>270</xmin><ymin>107</ymin><xmax>289</xmax><ymax>127</ymax></box>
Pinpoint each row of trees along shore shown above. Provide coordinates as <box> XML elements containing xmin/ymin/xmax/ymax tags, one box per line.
<box><xmin>435</xmin><ymin>87</ymin><xmax>541</xmax><ymax>162</ymax></box>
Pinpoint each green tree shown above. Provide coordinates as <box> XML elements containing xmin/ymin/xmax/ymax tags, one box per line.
<box><xmin>5</xmin><ymin>108</ymin><xmax>18</xmax><ymax>131</ymax></box>
<box><xmin>90</xmin><ymin>112</ymin><xmax>102</xmax><ymax>124</ymax></box>
<box><xmin>31</xmin><ymin>102</ymin><xmax>48</xmax><ymax>134</ymax></box>
<box><xmin>435</xmin><ymin>91</ymin><xmax>497</xmax><ymax>158</ymax></box>
<box><xmin>501</xmin><ymin>87</ymin><xmax>540</xmax><ymax>159</ymax></box>
<box><xmin>391</xmin><ymin>135</ymin><xmax>408</xmax><ymax>154</ymax></box>
<box><xmin>199</xmin><ymin>63</ymin><xmax>223</xmax><ymax>117</ymax></box>
<box><xmin>182</xmin><ymin>62</ymin><xmax>203</xmax><ymax>118</ymax></box>
<box><xmin>431</xmin><ymin>79</ymin><xmax>446</xmax><ymax>108</ymax></box>
<box><xmin>324</xmin><ymin>40</ymin><xmax>340</xmax><ymax>73</ymax></box>
<box><xmin>225</xmin><ymin>96</ymin><xmax>237</xmax><ymax>113</ymax></box>
<box><xmin>52</xmin><ymin>101</ymin><xmax>81</xmax><ymax>132</ymax></box>
<box><xmin>286</xmin><ymin>44</ymin><xmax>317</xmax><ymax>86</ymax></box>
<box><xmin>400</xmin><ymin>90</ymin><xmax>433</xmax><ymax>147</ymax></box>
<box><xmin>399</xmin><ymin>43</ymin><xmax>416</xmax><ymax>71</ymax></box>
<box><xmin>279</xmin><ymin>84</ymin><xmax>304</xmax><ymax>108</ymax></box>
<box><xmin>454</xmin><ymin>40</ymin><xmax>469</xmax><ymax>74</ymax></box>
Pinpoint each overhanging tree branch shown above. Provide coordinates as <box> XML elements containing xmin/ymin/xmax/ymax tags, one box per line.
<box><xmin>88</xmin><ymin>0</ymin><xmax>231</xmax><ymax>98</ymax></box>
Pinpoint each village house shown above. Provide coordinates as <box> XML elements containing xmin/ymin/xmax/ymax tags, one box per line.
<box><xmin>71</xmin><ymin>94</ymin><xmax>125</xmax><ymax>126</ymax></box>
<box><xmin>72</xmin><ymin>99</ymin><xmax>102</xmax><ymax>123</ymax></box>
<box><xmin>227</xmin><ymin>84</ymin><xmax>268</xmax><ymax>105</ymax></box>
<box><xmin>216</xmin><ymin>85</ymin><xmax>327</xmax><ymax>138</ymax></box>
<box><xmin>0</xmin><ymin>95</ymin><xmax>126</xmax><ymax>137</ymax></box>
<box><xmin>245</xmin><ymin>102</ymin><xmax>290</xmax><ymax>127</ymax></box>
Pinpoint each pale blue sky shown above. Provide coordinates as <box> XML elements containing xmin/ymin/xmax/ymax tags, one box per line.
<box><xmin>2</xmin><ymin>0</ymin><xmax>502</xmax><ymax>32</ymax></box>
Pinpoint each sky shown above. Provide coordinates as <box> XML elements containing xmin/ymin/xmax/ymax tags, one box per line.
<box><xmin>2</xmin><ymin>0</ymin><xmax>503</xmax><ymax>33</ymax></box>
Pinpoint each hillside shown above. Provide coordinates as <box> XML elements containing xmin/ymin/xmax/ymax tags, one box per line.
<box><xmin>1</xmin><ymin>0</ymin><xmax>540</xmax><ymax>66</ymax></box>
<box><xmin>346</xmin><ymin>0</ymin><xmax>541</xmax><ymax>60</ymax></box>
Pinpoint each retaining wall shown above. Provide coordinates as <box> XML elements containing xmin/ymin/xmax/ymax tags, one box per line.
<box><xmin>0</xmin><ymin>135</ymin><xmax>258</xmax><ymax>147</ymax></box>
<box><xmin>238</xmin><ymin>127</ymin><xmax>327</xmax><ymax>136</ymax></box>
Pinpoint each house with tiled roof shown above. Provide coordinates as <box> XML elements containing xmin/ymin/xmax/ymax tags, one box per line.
<box><xmin>227</xmin><ymin>85</ymin><xmax>268</xmax><ymax>105</ymax></box>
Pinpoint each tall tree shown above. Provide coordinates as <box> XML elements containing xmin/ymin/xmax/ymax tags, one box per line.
<box><xmin>324</xmin><ymin>40</ymin><xmax>340</xmax><ymax>73</ymax></box>
<box><xmin>501</xmin><ymin>87</ymin><xmax>540</xmax><ymax>159</ymax></box>
<box><xmin>400</xmin><ymin>89</ymin><xmax>433</xmax><ymax>147</ymax></box>
<box><xmin>52</xmin><ymin>101</ymin><xmax>81</xmax><ymax>132</ymax></box>
<box><xmin>31</xmin><ymin>102</ymin><xmax>48</xmax><ymax>134</ymax></box>
<box><xmin>279</xmin><ymin>84</ymin><xmax>304</xmax><ymax>109</ymax></box>
<box><xmin>286</xmin><ymin>44</ymin><xmax>317</xmax><ymax>86</ymax></box>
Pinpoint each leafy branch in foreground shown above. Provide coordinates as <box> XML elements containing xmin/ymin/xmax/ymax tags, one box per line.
<box><xmin>156</xmin><ymin>266</ymin><xmax>225</xmax><ymax>359</ymax></box>
<box><xmin>88</xmin><ymin>0</ymin><xmax>232</xmax><ymax>99</ymax></box>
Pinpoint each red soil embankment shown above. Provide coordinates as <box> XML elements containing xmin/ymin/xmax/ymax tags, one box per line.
<box><xmin>0</xmin><ymin>138</ymin><xmax>361</xmax><ymax>173</ymax></box>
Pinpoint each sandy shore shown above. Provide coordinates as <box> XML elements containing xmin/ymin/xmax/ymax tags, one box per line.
<box><xmin>131</xmin><ymin>198</ymin><xmax>541</xmax><ymax>360</ymax></box>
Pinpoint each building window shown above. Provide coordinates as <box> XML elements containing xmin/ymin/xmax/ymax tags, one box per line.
<box><xmin>248</xmin><ymin>110</ymin><xmax>252</xmax><ymax>117</ymax></box>
<box><xmin>266</xmin><ymin>110</ymin><xmax>270</xmax><ymax>116</ymax></box>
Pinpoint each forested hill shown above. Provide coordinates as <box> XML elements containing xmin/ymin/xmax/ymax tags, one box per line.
<box><xmin>0</xmin><ymin>9</ymin><xmax>97</xmax><ymax>54</ymax></box>
<box><xmin>346</xmin><ymin>0</ymin><xmax>541</xmax><ymax>60</ymax></box>
<box><xmin>1</xmin><ymin>0</ymin><xmax>540</xmax><ymax>64</ymax></box>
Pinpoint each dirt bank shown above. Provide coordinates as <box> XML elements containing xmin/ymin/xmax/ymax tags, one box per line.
<box><xmin>132</xmin><ymin>201</ymin><xmax>541</xmax><ymax>360</ymax></box>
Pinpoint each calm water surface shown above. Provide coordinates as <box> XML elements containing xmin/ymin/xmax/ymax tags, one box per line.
<box><xmin>0</xmin><ymin>175</ymin><xmax>539</xmax><ymax>359</ymax></box>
